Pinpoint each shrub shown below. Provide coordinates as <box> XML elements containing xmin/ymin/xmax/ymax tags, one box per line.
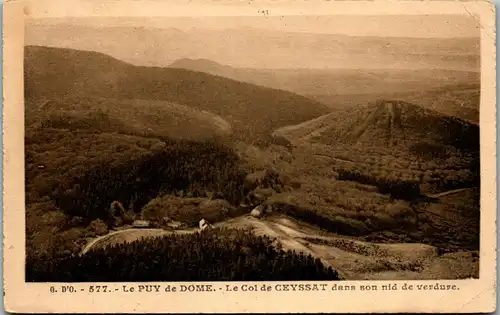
<box><xmin>122</xmin><ymin>210</ymin><xmax>136</xmax><ymax>224</ymax></box>
<box><xmin>86</xmin><ymin>219</ymin><xmax>108</xmax><ymax>236</ymax></box>
<box><xmin>386</xmin><ymin>201</ymin><xmax>414</xmax><ymax>219</ymax></box>
<box><xmin>372</xmin><ymin>213</ymin><xmax>398</xmax><ymax>230</ymax></box>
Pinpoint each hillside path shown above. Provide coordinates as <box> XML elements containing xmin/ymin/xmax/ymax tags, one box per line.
<box><xmin>428</xmin><ymin>188</ymin><xmax>470</xmax><ymax>199</ymax></box>
<box><xmin>80</xmin><ymin>227</ymin><xmax>197</xmax><ymax>255</ymax></box>
<box><xmin>76</xmin><ymin>214</ymin><xmax>478</xmax><ymax>280</ymax></box>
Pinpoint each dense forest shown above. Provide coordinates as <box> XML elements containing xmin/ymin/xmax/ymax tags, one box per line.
<box><xmin>266</xmin><ymin>192</ymin><xmax>414</xmax><ymax>236</ymax></box>
<box><xmin>25</xmin><ymin>121</ymin><xmax>479</xmax><ymax>260</ymax></box>
<box><xmin>336</xmin><ymin>169</ymin><xmax>421</xmax><ymax>200</ymax></box>
<box><xmin>26</xmin><ymin>126</ymin><xmax>249</xmax><ymax>221</ymax></box>
<box><xmin>26</xmin><ymin>228</ymin><xmax>340</xmax><ymax>282</ymax></box>
<box><xmin>330</xmin><ymin>151</ymin><xmax>479</xmax><ymax>195</ymax></box>
<box><xmin>57</xmin><ymin>138</ymin><xmax>249</xmax><ymax>221</ymax></box>
<box><xmin>25</xmin><ymin>125</ymin><xmax>257</xmax><ymax>259</ymax></box>
<box><xmin>23</xmin><ymin>45</ymin><xmax>480</xmax><ymax>282</ymax></box>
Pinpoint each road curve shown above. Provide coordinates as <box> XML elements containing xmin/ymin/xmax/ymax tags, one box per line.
<box><xmin>427</xmin><ymin>188</ymin><xmax>471</xmax><ymax>199</ymax></box>
<box><xmin>77</xmin><ymin>214</ymin><xmax>478</xmax><ymax>280</ymax></box>
<box><xmin>80</xmin><ymin>228</ymin><xmax>187</xmax><ymax>255</ymax></box>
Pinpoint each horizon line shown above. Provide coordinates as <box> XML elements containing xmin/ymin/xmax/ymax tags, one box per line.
<box><xmin>24</xmin><ymin>44</ymin><xmax>481</xmax><ymax>73</ymax></box>
<box><xmin>26</xmin><ymin>18</ymin><xmax>480</xmax><ymax>40</ymax></box>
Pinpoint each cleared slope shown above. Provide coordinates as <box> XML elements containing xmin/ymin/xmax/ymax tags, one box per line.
<box><xmin>25</xmin><ymin>45</ymin><xmax>330</xmax><ymax>143</ymax></box>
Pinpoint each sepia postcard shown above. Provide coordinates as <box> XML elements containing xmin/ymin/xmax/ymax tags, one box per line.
<box><xmin>2</xmin><ymin>0</ymin><xmax>497</xmax><ymax>313</ymax></box>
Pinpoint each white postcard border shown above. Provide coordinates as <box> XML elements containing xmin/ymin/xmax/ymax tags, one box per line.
<box><xmin>3</xmin><ymin>0</ymin><xmax>497</xmax><ymax>313</ymax></box>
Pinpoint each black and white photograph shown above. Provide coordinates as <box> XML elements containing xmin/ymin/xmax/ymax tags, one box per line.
<box><xmin>23</xmin><ymin>13</ymin><xmax>483</xmax><ymax>283</ymax></box>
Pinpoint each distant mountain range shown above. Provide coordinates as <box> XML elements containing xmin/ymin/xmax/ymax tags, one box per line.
<box><xmin>25</xmin><ymin>45</ymin><xmax>330</xmax><ymax>144</ymax></box>
<box><xmin>169</xmin><ymin>58</ymin><xmax>479</xmax><ymax>98</ymax></box>
<box><xmin>26</xmin><ymin>22</ymin><xmax>480</xmax><ymax>71</ymax></box>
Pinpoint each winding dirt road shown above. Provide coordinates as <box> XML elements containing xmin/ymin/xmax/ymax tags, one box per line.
<box><xmin>80</xmin><ymin>227</ymin><xmax>197</xmax><ymax>255</ymax></box>
<box><xmin>79</xmin><ymin>214</ymin><xmax>478</xmax><ymax>280</ymax></box>
<box><xmin>427</xmin><ymin>188</ymin><xmax>470</xmax><ymax>199</ymax></box>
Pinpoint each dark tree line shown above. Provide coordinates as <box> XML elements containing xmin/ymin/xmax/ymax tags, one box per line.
<box><xmin>55</xmin><ymin>139</ymin><xmax>249</xmax><ymax>221</ymax></box>
<box><xmin>337</xmin><ymin>169</ymin><xmax>421</xmax><ymax>200</ymax></box>
<box><xmin>409</xmin><ymin>143</ymin><xmax>451</xmax><ymax>160</ymax></box>
<box><xmin>275</xmin><ymin>204</ymin><xmax>369</xmax><ymax>236</ymax></box>
<box><xmin>26</xmin><ymin>228</ymin><xmax>340</xmax><ymax>282</ymax></box>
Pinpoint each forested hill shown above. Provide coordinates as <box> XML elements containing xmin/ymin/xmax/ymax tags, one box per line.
<box><xmin>25</xmin><ymin>45</ymin><xmax>330</xmax><ymax>144</ymax></box>
<box><xmin>274</xmin><ymin>99</ymin><xmax>479</xmax><ymax>195</ymax></box>
<box><xmin>276</xmin><ymin>99</ymin><xmax>479</xmax><ymax>153</ymax></box>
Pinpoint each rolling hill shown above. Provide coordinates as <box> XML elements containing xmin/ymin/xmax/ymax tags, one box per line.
<box><xmin>25</xmin><ymin>97</ymin><xmax>232</xmax><ymax>141</ymax></box>
<box><xmin>274</xmin><ymin>100</ymin><xmax>479</xmax><ymax>195</ymax></box>
<box><xmin>399</xmin><ymin>84</ymin><xmax>480</xmax><ymax>124</ymax></box>
<box><xmin>25</xmin><ymin>45</ymin><xmax>330</xmax><ymax>144</ymax></box>
<box><xmin>275</xmin><ymin>100</ymin><xmax>479</xmax><ymax>152</ymax></box>
<box><xmin>310</xmin><ymin>83</ymin><xmax>480</xmax><ymax>124</ymax></box>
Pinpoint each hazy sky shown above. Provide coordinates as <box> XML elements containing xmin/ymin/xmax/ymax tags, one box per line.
<box><xmin>30</xmin><ymin>15</ymin><xmax>479</xmax><ymax>38</ymax></box>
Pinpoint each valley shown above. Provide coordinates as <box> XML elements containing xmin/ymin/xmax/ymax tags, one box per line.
<box><xmin>24</xmin><ymin>45</ymin><xmax>480</xmax><ymax>282</ymax></box>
